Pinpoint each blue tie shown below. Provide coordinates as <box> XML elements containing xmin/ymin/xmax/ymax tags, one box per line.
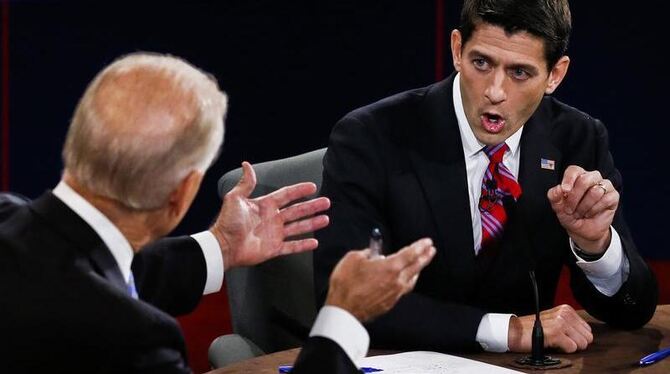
<box><xmin>127</xmin><ymin>272</ymin><xmax>139</xmax><ymax>300</ymax></box>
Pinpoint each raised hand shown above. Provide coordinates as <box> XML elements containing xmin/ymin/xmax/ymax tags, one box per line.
<box><xmin>547</xmin><ymin>165</ymin><xmax>618</xmax><ymax>253</ymax></box>
<box><xmin>508</xmin><ymin>304</ymin><xmax>593</xmax><ymax>353</ymax></box>
<box><xmin>325</xmin><ymin>238</ymin><xmax>436</xmax><ymax>322</ymax></box>
<box><xmin>210</xmin><ymin>162</ymin><xmax>331</xmax><ymax>270</ymax></box>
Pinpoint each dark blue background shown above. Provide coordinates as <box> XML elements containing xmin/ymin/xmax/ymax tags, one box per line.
<box><xmin>2</xmin><ymin>1</ymin><xmax>667</xmax><ymax>258</ymax></box>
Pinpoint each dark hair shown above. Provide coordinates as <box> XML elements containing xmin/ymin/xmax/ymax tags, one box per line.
<box><xmin>459</xmin><ymin>0</ymin><xmax>571</xmax><ymax>70</ymax></box>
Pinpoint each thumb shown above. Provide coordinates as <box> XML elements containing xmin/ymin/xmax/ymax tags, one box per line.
<box><xmin>233</xmin><ymin>161</ymin><xmax>257</xmax><ymax>197</ymax></box>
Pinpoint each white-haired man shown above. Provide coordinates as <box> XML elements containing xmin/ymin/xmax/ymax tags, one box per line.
<box><xmin>0</xmin><ymin>53</ymin><xmax>435</xmax><ymax>373</ymax></box>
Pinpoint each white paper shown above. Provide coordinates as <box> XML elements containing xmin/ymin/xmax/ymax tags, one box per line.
<box><xmin>359</xmin><ymin>351</ymin><xmax>523</xmax><ymax>374</ymax></box>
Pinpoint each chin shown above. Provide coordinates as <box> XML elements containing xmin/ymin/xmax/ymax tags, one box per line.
<box><xmin>477</xmin><ymin>132</ymin><xmax>505</xmax><ymax>146</ymax></box>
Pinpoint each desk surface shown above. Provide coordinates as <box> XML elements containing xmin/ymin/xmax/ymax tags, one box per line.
<box><xmin>208</xmin><ymin>305</ymin><xmax>670</xmax><ymax>374</ymax></box>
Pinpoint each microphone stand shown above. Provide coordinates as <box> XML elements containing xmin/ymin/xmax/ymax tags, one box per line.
<box><xmin>514</xmin><ymin>270</ymin><xmax>562</xmax><ymax>368</ymax></box>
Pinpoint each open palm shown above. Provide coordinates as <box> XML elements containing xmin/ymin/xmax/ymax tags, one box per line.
<box><xmin>210</xmin><ymin>162</ymin><xmax>330</xmax><ymax>269</ymax></box>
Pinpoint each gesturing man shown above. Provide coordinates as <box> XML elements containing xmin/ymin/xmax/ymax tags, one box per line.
<box><xmin>315</xmin><ymin>0</ymin><xmax>657</xmax><ymax>355</ymax></box>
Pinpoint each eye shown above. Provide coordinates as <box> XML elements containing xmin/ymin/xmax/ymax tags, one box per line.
<box><xmin>472</xmin><ymin>58</ymin><xmax>489</xmax><ymax>71</ymax></box>
<box><xmin>509</xmin><ymin>67</ymin><xmax>531</xmax><ymax>81</ymax></box>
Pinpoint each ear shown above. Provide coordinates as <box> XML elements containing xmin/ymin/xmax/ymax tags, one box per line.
<box><xmin>545</xmin><ymin>56</ymin><xmax>570</xmax><ymax>94</ymax></box>
<box><xmin>167</xmin><ymin>170</ymin><xmax>204</xmax><ymax>221</ymax></box>
<box><xmin>451</xmin><ymin>29</ymin><xmax>463</xmax><ymax>72</ymax></box>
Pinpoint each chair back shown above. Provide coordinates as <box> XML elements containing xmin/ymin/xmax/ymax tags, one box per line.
<box><xmin>217</xmin><ymin>148</ymin><xmax>326</xmax><ymax>354</ymax></box>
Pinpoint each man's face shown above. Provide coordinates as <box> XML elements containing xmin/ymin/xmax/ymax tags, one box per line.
<box><xmin>451</xmin><ymin>23</ymin><xmax>568</xmax><ymax>145</ymax></box>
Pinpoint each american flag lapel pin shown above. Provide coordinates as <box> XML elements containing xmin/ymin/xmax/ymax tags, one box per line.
<box><xmin>540</xmin><ymin>158</ymin><xmax>555</xmax><ymax>170</ymax></box>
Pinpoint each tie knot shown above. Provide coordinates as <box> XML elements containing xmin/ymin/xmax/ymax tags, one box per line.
<box><xmin>483</xmin><ymin>143</ymin><xmax>508</xmax><ymax>163</ymax></box>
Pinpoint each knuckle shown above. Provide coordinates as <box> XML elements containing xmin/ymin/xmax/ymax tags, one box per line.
<box><xmin>558</xmin><ymin>304</ymin><xmax>573</xmax><ymax>313</ymax></box>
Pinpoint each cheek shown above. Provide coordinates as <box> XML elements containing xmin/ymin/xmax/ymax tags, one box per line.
<box><xmin>511</xmin><ymin>88</ymin><xmax>544</xmax><ymax>118</ymax></box>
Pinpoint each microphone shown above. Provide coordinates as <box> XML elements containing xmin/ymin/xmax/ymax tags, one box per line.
<box><xmin>513</xmin><ymin>270</ymin><xmax>562</xmax><ymax>368</ymax></box>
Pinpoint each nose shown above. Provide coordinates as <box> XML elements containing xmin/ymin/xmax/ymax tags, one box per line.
<box><xmin>484</xmin><ymin>71</ymin><xmax>507</xmax><ymax>104</ymax></box>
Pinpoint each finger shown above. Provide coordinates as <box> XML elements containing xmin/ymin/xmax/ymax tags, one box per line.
<box><xmin>585</xmin><ymin>187</ymin><xmax>619</xmax><ymax>218</ymax></box>
<box><xmin>279</xmin><ymin>238</ymin><xmax>319</xmax><ymax>255</ymax></box>
<box><xmin>280</xmin><ymin>197</ymin><xmax>331</xmax><ymax>222</ymax></box>
<box><xmin>265</xmin><ymin>182</ymin><xmax>318</xmax><ymax>208</ymax></box>
<box><xmin>397</xmin><ymin>246</ymin><xmax>436</xmax><ymax>285</ymax></box>
<box><xmin>573</xmin><ymin>182</ymin><xmax>608</xmax><ymax>218</ymax></box>
<box><xmin>563</xmin><ymin>319</ymin><xmax>593</xmax><ymax>350</ymax></box>
<box><xmin>553</xmin><ymin>333</ymin><xmax>579</xmax><ymax>353</ymax></box>
<box><xmin>284</xmin><ymin>215</ymin><xmax>330</xmax><ymax>237</ymax></box>
<box><xmin>232</xmin><ymin>161</ymin><xmax>257</xmax><ymax>197</ymax></box>
<box><xmin>564</xmin><ymin>170</ymin><xmax>602</xmax><ymax>214</ymax></box>
<box><xmin>559</xmin><ymin>307</ymin><xmax>592</xmax><ymax>333</ymax></box>
<box><xmin>560</xmin><ymin>165</ymin><xmax>586</xmax><ymax>193</ymax></box>
<box><xmin>547</xmin><ymin>185</ymin><xmax>565</xmax><ymax>208</ymax></box>
<box><xmin>387</xmin><ymin>238</ymin><xmax>435</xmax><ymax>270</ymax></box>
<box><xmin>564</xmin><ymin>326</ymin><xmax>589</xmax><ymax>351</ymax></box>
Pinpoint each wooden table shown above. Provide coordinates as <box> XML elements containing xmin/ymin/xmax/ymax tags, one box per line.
<box><xmin>207</xmin><ymin>305</ymin><xmax>670</xmax><ymax>373</ymax></box>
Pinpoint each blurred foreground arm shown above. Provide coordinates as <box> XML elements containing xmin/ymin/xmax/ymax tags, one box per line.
<box><xmin>292</xmin><ymin>238</ymin><xmax>436</xmax><ymax>373</ymax></box>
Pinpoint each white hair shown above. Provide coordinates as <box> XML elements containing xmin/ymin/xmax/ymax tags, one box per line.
<box><xmin>63</xmin><ymin>52</ymin><xmax>227</xmax><ymax>210</ymax></box>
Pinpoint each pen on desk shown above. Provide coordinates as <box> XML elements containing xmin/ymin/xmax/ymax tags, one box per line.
<box><xmin>369</xmin><ymin>227</ymin><xmax>383</xmax><ymax>258</ymax></box>
<box><xmin>639</xmin><ymin>346</ymin><xmax>670</xmax><ymax>366</ymax></box>
<box><xmin>278</xmin><ymin>365</ymin><xmax>383</xmax><ymax>373</ymax></box>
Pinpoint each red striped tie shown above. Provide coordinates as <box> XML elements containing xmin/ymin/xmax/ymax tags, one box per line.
<box><xmin>479</xmin><ymin>143</ymin><xmax>522</xmax><ymax>250</ymax></box>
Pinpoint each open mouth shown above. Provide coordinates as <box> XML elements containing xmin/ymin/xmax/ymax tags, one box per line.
<box><xmin>481</xmin><ymin>113</ymin><xmax>505</xmax><ymax>134</ymax></box>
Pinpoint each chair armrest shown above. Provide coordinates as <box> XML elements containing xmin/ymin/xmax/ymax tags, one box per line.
<box><xmin>208</xmin><ymin>333</ymin><xmax>266</xmax><ymax>369</ymax></box>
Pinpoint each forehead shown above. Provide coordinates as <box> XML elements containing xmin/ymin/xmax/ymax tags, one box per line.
<box><xmin>464</xmin><ymin>23</ymin><xmax>548</xmax><ymax>70</ymax></box>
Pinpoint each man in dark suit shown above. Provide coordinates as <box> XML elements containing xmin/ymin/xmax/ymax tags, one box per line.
<box><xmin>0</xmin><ymin>53</ymin><xmax>436</xmax><ymax>373</ymax></box>
<box><xmin>315</xmin><ymin>0</ymin><xmax>658</xmax><ymax>355</ymax></box>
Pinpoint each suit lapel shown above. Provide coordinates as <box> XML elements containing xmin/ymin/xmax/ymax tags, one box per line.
<box><xmin>516</xmin><ymin>107</ymin><xmax>562</xmax><ymax>242</ymax></box>
<box><xmin>30</xmin><ymin>192</ymin><xmax>128</xmax><ymax>292</ymax></box>
<box><xmin>491</xmin><ymin>101</ymin><xmax>563</xmax><ymax>277</ymax></box>
<box><xmin>409</xmin><ymin>75</ymin><xmax>477</xmax><ymax>296</ymax></box>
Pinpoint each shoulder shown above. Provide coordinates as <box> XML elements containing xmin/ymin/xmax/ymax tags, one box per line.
<box><xmin>537</xmin><ymin>96</ymin><xmax>607</xmax><ymax>135</ymax></box>
<box><xmin>343</xmin><ymin>84</ymin><xmax>433</xmax><ymax>125</ymax></box>
<box><xmin>329</xmin><ymin>80</ymin><xmax>446</xmax><ymax>147</ymax></box>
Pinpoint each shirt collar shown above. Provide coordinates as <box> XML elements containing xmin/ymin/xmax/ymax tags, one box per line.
<box><xmin>53</xmin><ymin>181</ymin><xmax>134</xmax><ymax>283</ymax></box>
<box><xmin>452</xmin><ymin>73</ymin><xmax>523</xmax><ymax>158</ymax></box>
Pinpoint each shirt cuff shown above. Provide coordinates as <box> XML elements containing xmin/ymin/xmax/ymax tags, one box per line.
<box><xmin>571</xmin><ymin>227</ymin><xmax>630</xmax><ymax>296</ymax></box>
<box><xmin>191</xmin><ymin>231</ymin><xmax>224</xmax><ymax>295</ymax></box>
<box><xmin>475</xmin><ymin>313</ymin><xmax>514</xmax><ymax>352</ymax></box>
<box><xmin>310</xmin><ymin>305</ymin><xmax>369</xmax><ymax>366</ymax></box>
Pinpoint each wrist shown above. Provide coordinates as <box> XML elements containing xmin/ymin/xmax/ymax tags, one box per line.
<box><xmin>325</xmin><ymin>287</ymin><xmax>366</xmax><ymax>322</ymax></box>
<box><xmin>507</xmin><ymin>316</ymin><xmax>523</xmax><ymax>352</ymax></box>
<box><xmin>571</xmin><ymin>228</ymin><xmax>611</xmax><ymax>255</ymax></box>
<box><xmin>209</xmin><ymin>227</ymin><xmax>232</xmax><ymax>270</ymax></box>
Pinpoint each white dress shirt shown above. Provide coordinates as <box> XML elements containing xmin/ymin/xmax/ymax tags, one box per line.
<box><xmin>452</xmin><ymin>73</ymin><xmax>630</xmax><ymax>352</ymax></box>
<box><xmin>53</xmin><ymin>181</ymin><xmax>369</xmax><ymax>364</ymax></box>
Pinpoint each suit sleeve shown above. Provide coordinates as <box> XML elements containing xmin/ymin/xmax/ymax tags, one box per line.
<box><xmin>291</xmin><ymin>337</ymin><xmax>359</xmax><ymax>374</ymax></box>
<box><xmin>132</xmin><ymin>236</ymin><xmax>207</xmax><ymax>317</ymax></box>
<box><xmin>567</xmin><ymin>119</ymin><xmax>657</xmax><ymax>329</ymax></box>
<box><xmin>315</xmin><ymin>116</ymin><xmax>486</xmax><ymax>352</ymax></box>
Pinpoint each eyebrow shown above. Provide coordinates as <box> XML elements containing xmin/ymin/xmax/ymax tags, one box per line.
<box><xmin>467</xmin><ymin>49</ymin><xmax>541</xmax><ymax>76</ymax></box>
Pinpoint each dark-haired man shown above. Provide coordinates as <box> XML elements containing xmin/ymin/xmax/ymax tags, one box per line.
<box><xmin>315</xmin><ymin>0</ymin><xmax>657</xmax><ymax>354</ymax></box>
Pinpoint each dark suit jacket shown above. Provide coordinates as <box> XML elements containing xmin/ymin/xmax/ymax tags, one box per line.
<box><xmin>0</xmin><ymin>192</ymin><xmax>204</xmax><ymax>373</ymax></box>
<box><xmin>0</xmin><ymin>192</ymin><xmax>357</xmax><ymax>373</ymax></box>
<box><xmin>314</xmin><ymin>74</ymin><xmax>658</xmax><ymax>352</ymax></box>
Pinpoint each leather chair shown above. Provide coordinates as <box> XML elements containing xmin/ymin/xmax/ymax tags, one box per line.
<box><xmin>208</xmin><ymin>148</ymin><xmax>326</xmax><ymax>369</ymax></box>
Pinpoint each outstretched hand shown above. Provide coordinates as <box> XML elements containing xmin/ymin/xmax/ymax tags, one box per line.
<box><xmin>210</xmin><ymin>162</ymin><xmax>331</xmax><ymax>270</ymax></box>
<box><xmin>325</xmin><ymin>238</ymin><xmax>436</xmax><ymax>322</ymax></box>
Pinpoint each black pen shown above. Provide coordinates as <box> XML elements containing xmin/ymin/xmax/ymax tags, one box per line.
<box><xmin>369</xmin><ymin>228</ymin><xmax>383</xmax><ymax>258</ymax></box>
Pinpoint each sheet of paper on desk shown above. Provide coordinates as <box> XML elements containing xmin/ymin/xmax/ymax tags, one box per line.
<box><xmin>359</xmin><ymin>351</ymin><xmax>523</xmax><ymax>374</ymax></box>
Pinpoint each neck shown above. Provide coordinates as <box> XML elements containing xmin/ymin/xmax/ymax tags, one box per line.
<box><xmin>62</xmin><ymin>173</ymin><xmax>160</xmax><ymax>252</ymax></box>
